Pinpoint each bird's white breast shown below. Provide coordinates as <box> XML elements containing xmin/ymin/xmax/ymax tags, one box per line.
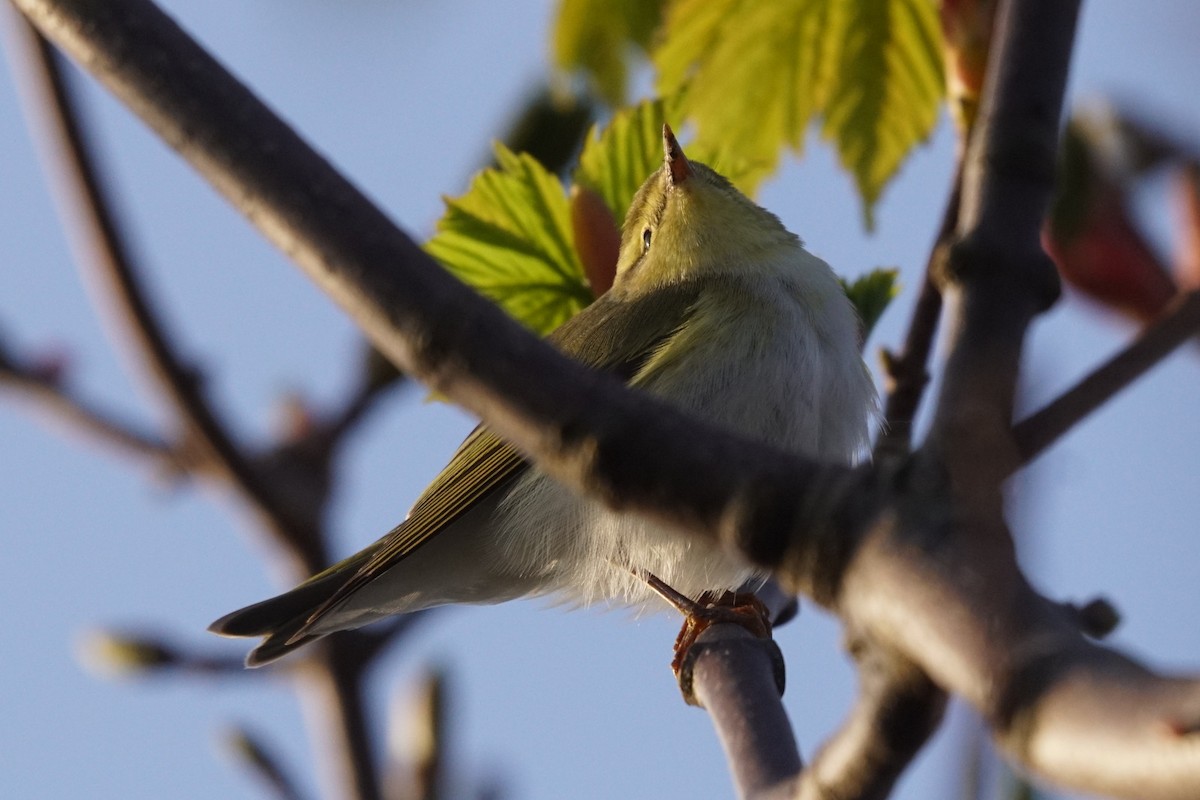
<box><xmin>490</xmin><ymin>256</ymin><xmax>876</xmax><ymax>610</ymax></box>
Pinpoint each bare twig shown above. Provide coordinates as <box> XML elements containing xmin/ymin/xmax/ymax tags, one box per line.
<box><xmin>1014</xmin><ymin>290</ymin><xmax>1200</xmax><ymax>465</ymax></box>
<box><xmin>298</xmin><ymin>645</ymin><xmax>383</xmax><ymax>800</ymax></box>
<box><xmin>0</xmin><ymin>346</ymin><xmax>178</xmax><ymax>468</ymax></box>
<box><xmin>796</xmin><ymin>640</ymin><xmax>946</xmax><ymax>800</ymax></box>
<box><xmin>221</xmin><ymin>724</ymin><xmax>309</xmax><ymax>800</ymax></box>
<box><xmin>685</xmin><ymin>625</ymin><xmax>800</xmax><ymax>798</ymax></box>
<box><xmin>393</xmin><ymin>668</ymin><xmax>448</xmax><ymax>800</ymax></box>
<box><xmin>876</xmin><ymin>162</ymin><xmax>961</xmax><ymax>456</ymax></box>
<box><xmin>17</xmin><ymin>2</ymin><xmax>1200</xmax><ymax>798</ymax></box>
<box><xmin>4</xmin><ymin>11</ymin><xmax>325</xmax><ymax>573</ymax></box>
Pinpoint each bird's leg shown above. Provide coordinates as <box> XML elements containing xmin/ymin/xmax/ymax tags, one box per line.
<box><xmin>638</xmin><ymin>571</ymin><xmax>773</xmax><ymax>677</ymax></box>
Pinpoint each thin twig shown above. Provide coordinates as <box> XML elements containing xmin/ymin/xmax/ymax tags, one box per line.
<box><xmin>323</xmin><ymin>373</ymin><xmax>408</xmax><ymax>444</ymax></box>
<box><xmin>796</xmin><ymin>640</ymin><xmax>946</xmax><ymax>800</ymax></box>
<box><xmin>9</xmin><ymin>0</ymin><xmax>849</xmax><ymax>584</ymax></box>
<box><xmin>876</xmin><ymin>160</ymin><xmax>962</xmax><ymax>456</ymax></box>
<box><xmin>0</xmin><ymin>350</ymin><xmax>178</xmax><ymax>468</ymax></box>
<box><xmin>222</xmin><ymin>724</ymin><xmax>309</xmax><ymax>800</ymax></box>
<box><xmin>686</xmin><ymin>626</ymin><xmax>800</xmax><ymax>798</ymax></box>
<box><xmin>1013</xmin><ymin>290</ymin><xmax>1200</xmax><ymax>465</ymax></box>
<box><xmin>6</xmin><ymin>15</ymin><xmax>325</xmax><ymax>573</ymax></box>
<box><xmin>298</xmin><ymin>646</ymin><xmax>383</xmax><ymax>800</ymax></box>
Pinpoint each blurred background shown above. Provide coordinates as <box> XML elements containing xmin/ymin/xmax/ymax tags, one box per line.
<box><xmin>1</xmin><ymin>1</ymin><xmax>1197</xmax><ymax>798</ymax></box>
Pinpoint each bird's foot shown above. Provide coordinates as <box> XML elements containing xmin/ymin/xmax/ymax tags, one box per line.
<box><xmin>640</xmin><ymin>573</ymin><xmax>773</xmax><ymax>676</ymax></box>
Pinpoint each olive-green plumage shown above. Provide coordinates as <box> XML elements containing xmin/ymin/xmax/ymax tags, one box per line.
<box><xmin>211</xmin><ymin>126</ymin><xmax>875</xmax><ymax>666</ymax></box>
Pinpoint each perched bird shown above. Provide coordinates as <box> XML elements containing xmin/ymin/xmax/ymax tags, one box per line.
<box><xmin>210</xmin><ymin>126</ymin><xmax>876</xmax><ymax>666</ymax></box>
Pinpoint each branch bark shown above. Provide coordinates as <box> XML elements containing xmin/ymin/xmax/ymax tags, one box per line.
<box><xmin>1014</xmin><ymin>289</ymin><xmax>1200</xmax><ymax>465</ymax></box>
<box><xmin>13</xmin><ymin>1</ymin><xmax>1200</xmax><ymax>798</ymax></box>
<box><xmin>0</xmin><ymin>345</ymin><xmax>177</xmax><ymax>467</ymax></box>
<box><xmin>684</xmin><ymin>626</ymin><xmax>799</xmax><ymax>799</ymax></box>
<box><xmin>3</xmin><ymin>8</ymin><xmax>327</xmax><ymax>574</ymax></box>
<box><xmin>8</xmin><ymin>0</ymin><xmax>851</xmax><ymax>577</ymax></box>
<box><xmin>796</xmin><ymin>641</ymin><xmax>945</xmax><ymax>800</ymax></box>
<box><xmin>929</xmin><ymin>0</ymin><xmax>1073</xmax><ymax>468</ymax></box>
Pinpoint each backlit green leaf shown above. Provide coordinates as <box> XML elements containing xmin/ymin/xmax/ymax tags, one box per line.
<box><xmin>655</xmin><ymin>0</ymin><xmax>845</xmax><ymax>177</ymax></box>
<box><xmin>574</xmin><ymin>94</ymin><xmax>766</xmax><ymax>228</ymax></box>
<box><xmin>653</xmin><ymin>0</ymin><xmax>944</xmax><ymax>226</ymax></box>
<box><xmin>426</xmin><ymin>144</ymin><xmax>593</xmax><ymax>336</ymax></box>
<box><xmin>553</xmin><ymin>0</ymin><xmax>668</xmax><ymax>106</ymax></box>
<box><xmin>822</xmin><ymin>0</ymin><xmax>944</xmax><ymax>226</ymax></box>
<box><xmin>840</xmin><ymin>267</ymin><xmax>900</xmax><ymax>340</ymax></box>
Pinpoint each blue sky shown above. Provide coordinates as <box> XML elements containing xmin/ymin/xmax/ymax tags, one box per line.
<box><xmin>2</xmin><ymin>2</ymin><xmax>1198</xmax><ymax>798</ymax></box>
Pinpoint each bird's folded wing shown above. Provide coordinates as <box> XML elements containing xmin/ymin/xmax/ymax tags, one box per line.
<box><xmin>295</xmin><ymin>282</ymin><xmax>703</xmax><ymax>634</ymax></box>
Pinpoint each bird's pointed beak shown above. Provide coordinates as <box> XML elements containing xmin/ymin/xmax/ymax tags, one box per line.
<box><xmin>663</xmin><ymin>123</ymin><xmax>691</xmax><ymax>185</ymax></box>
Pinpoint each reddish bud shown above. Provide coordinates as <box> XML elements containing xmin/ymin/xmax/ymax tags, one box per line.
<box><xmin>274</xmin><ymin>391</ymin><xmax>316</xmax><ymax>442</ymax></box>
<box><xmin>570</xmin><ymin>184</ymin><xmax>620</xmax><ymax>297</ymax></box>
<box><xmin>1173</xmin><ymin>163</ymin><xmax>1200</xmax><ymax>290</ymax></box>
<box><xmin>940</xmin><ymin>0</ymin><xmax>998</xmax><ymax>134</ymax></box>
<box><xmin>29</xmin><ymin>344</ymin><xmax>72</xmax><ymax>387</ymax></box>
<box><xmin>1044</xmin><ymin>199</ymin><xmax>1177</xmax><ymax>324</ymax></box>
<box><xmin>1046</xmin><ymin>123</ymin><xmax>1178</xmax><ymax>324</ymax></box>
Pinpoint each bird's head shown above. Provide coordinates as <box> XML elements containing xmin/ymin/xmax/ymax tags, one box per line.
<box><xmin>613</xmin><ymin>125</ymin><xmax>800</xmax><ymax>292</ymax></box>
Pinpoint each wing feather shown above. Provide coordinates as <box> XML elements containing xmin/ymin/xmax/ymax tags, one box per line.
<box><xmin>292</xmin><ymin>283</ymin><xmax>702</xmax><ymax>638</ymax></box>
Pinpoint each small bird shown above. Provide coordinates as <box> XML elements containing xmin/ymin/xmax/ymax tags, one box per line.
<box><xmin>210</xmin><ymin>126</ymin><xmax>876</xmax><ymax>666</ymax></box>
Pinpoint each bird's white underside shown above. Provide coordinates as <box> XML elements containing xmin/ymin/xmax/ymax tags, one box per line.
<box><xmin>311</xmin><ymin>248</ymin><xmax>876</xmax><ymax>636</ymax></box>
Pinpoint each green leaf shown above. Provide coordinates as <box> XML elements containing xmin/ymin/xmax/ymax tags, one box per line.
<box><xmin>840</xmin><ymin>267</ymin><xmax>900</xmax><ymax>340</ymax></box>
<box><xmin>822</xmin><ymin>0</ymin><xmax>944</xmax><ymax>226</ymax></box>
<box><xmin>654</xmin><ymin>0</ymin><xmax>845</xmax><ymax>179</ymax></box>
<box><xmin>575</xmin><ymin>94</ymin><xmax>766</xmax><ymax>228</ymax></box>
<box><xmin>426</xmin><ymin>144</ymin><xmax>593</xmax><ymax>337</ymax></box>
<box><xmin>653</xmin><ymin>0</ymin><xmax>944</xmax><ymax>226</ymax></box>
<box><xmin>575</xmin><ymin>96</ymin><xmax>681</xmax><ymax>223</ymax></box>
<box><xmin>553</xmin><ymin>0</ymin><xmax>668</xmax><ymax>106</ymax></box>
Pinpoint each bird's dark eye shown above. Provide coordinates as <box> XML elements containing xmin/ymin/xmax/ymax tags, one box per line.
<box><xmin>642</xmin><ymin>228</ymin><xmax>653</xmax><ymax>252</ymax></box>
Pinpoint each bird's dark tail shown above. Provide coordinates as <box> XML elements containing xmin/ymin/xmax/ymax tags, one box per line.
<box><xmin>209</xmin><ymin>566</ymin><xmax>354</xmax><ymax>667</ymax></box>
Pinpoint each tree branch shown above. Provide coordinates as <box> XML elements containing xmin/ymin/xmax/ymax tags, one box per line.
<box><xmin>683</xmin><ymin>626</ymin><xmax>799</xmax><ymax>799</ymax></box>
<box><xmin>838</xmin><ymin>485</ymin><xmax>1200</xmax><ymax>800</ymax></box>
<box><xmin>876</xmin><ymin>161</ymin><xmax>960</xmax><ymax>456</ymax></box>
<box><xmin>0</xmin><ymin>340</ymin><xmax>178</xmax><ymax>468</ymax></box>
<box><xmin>3</xmin><ymin>10</ymin><xmax>326</xmax><ymax>573</ymax></box>
<box><xmin>1014</xmin><ymin>289</ymin><xmax>1200</xmax><ymax>465</ymax></box>
<box><xmin>929</xmin><ymin>0</ymin><xmax>1075</xmax><ymax>470</ymax></box>
<box><xmin>16</xmin><ymin>2</ymin><xmax>1200</xmax><ymax>798</ymax></box>
<box><xmin>8</xmin><ymin>0</ymin><xmax>855</xmax><ymax>582</ymax></box>
<box><xmin>795</xmin><ymin>640</ymin><xmax>946</xmax><ymax>800</ymax></box>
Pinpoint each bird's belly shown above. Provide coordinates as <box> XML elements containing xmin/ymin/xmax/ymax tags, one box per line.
<box><xmin>488</xmin><ymin>324</ymin><xmax>835</xmax><ymax>610</ymax></box>
<box><xmin>489</xmin><ymin>472</ymin><xmax>758</xmax><ymax>611</ymax></box>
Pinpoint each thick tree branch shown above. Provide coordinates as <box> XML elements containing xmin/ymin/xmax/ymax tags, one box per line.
<box><xmin>15</xmin><ymin>2</ymin><xmax>1200</xmax><ymax>798</ymax></box>
<box><xmin>3</xmin><ymin>10</ymin><xmax>326</xmax><ymax>573</ymax></box>
<box><xmin>837</xmin><ymin>480</ymin><xmax>1200</xmax><ymax>799</ymax></box>
<box><xmin>929</xmin><ymin>0</ymin><xmax>1075</xmax><ymax>468</ymax></box>
<box><xmin>847</xmin><ymin>1</ymin><xmax>1200</xmax><ymax>797</ymax></box>
<box><xmin>1014</xmin><ymin>289</ymin><xmax>1200</xmax><ymax>465</ymax></box>
<box><xmin>8</xmin><ymin>0</ymin><xmax>855</xmax><ymax>579</ymax></box>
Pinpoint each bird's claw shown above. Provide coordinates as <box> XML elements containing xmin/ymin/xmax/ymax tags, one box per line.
<box><xmin>638</xmin><ymin>571</ymin><xmax>773</xmax><ymax>677</ymax></box>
